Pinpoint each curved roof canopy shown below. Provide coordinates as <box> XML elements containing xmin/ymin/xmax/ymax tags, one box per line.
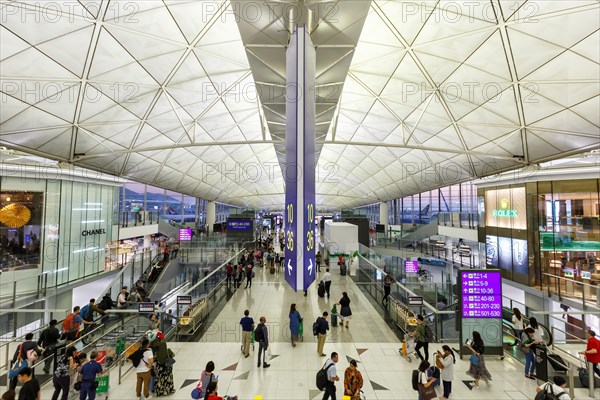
<box><xmin>1</xmin><ymin>0</ymin><xmax>599</xmax><ymax>209</ymax></box>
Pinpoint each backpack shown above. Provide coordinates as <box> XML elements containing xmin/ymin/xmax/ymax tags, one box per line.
<box><xmin>534</xmin><ymin>383</ymin><xmax>567</xmax><ymax>400</ymax></box>
<box><xmin>411</xmin><ymin>370</ymin><xmax>420</xmax><ymax>390</ymax></box>
<box><xmin>425</xmin><ymin>325</ymin><xmax>434</xmax><ymax>342</ymax></box>
<box><xmin>313</xmin><ymin>317</ymin><xmax>321</xmax><ymax>336</ymax></box>
<box><xmin>254</xmin><ymin>324</ymin><xmax>264</xmax><ymax>342</ymax></box>
<box><xmin>62</xmin><ymin>313</ymin><xmax>79</xmax><ymax>332</ymax></box>
<box><xmin>316</xmin><ymin>362</ymin><xmax>335</xmax><ymax>390</ymax></box>
<box><xmin>127</xmin><ymin>348</ymin><xmax>146</xmax><ymax>368</ymax></box>
<box><xmin>80</xmin><ymin>305</ymin><xmax>92</xmax><ymax>321</ymax></box>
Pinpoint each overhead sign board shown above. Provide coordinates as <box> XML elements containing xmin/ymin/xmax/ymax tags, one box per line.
<box><xmin>138</xmin><ymin>302</ymin><xmax>155</xmax><ymax>313</ymax></box>
<box><xmin>460</xmin><ymin>270</ymin><xmax>502</xmax><ymax>318</ymax></box>
<box><xmin>227</xmin><ymin>220</ymin><xmax>252</xmax><ymax>231</ymax></box>
<box><xmin>405</xmin><ymin>260</ymin><xmax>419</xmax><ymax>274</ymax></box>
<box><xmin>177</xmin><ymin>295</ymin><xmax>192</xmax><ymax>305</ymax></box>
<box><xmin>408</xmin><ymin>296</ymin><xmax>423</xmax><ymax>306</ymax></box>
<box><xmin>178</xmin><ymin>228</ymin><xmax>192</xmax><ymax>241</ymax></box>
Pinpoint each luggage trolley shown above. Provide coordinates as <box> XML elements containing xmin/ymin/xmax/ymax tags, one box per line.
<box><xmin>400</xmin><ymin>319</ymin><xmax>418</xmax><ymax>362</ymax></box>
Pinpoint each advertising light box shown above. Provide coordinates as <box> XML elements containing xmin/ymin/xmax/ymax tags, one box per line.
<box><xmin>178</xmin><ymin>228</ymin><xmax>192</xmax><ymax>241</ymax></box>
<box><xmin>405</xmin><ymin>260</ymin><xmax>419</xmax><ymax>274</ymax></box>
<box><xmin>461</xmin><ymin>270</ymin><xmax>502</xmax><ymax>318</ymax></box>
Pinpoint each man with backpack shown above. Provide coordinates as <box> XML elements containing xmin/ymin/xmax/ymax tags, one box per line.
<box><xmin>535</xmin><ymin>375</ymin><xmax>571</xmax><ymax>400</ymax></box>
<box><xmin>411</xmin><ymin>314</ymin><xmax>432</xmax><ymax>362</ymax></box>
<box><xmin>9</xmin><ymin>333</ymin><xmax>42</xmax><ymax>390</ymax></box>
<box><xmin>62</xmin><ymin>306</ymin><xmax>84</xmax><ymax>343</ymax></box>
<box><xmin>38</xmin><ymin>319</ymin><xmax>60</xmax><ymax>374</ymax></box>
<box><xmin>254</xmin><ymin>317</ymin><xmax>270</xmax><ymax>368</ymax></box>
<box><xmin>319</xmin><ymin>352</ymin><xmax>339</xmax><ymax>400</ymax></box>
<box><xmin>80</xmin><ymin>299</ymin><xmax>106</xmax><ymax>336</ymax></box>
<box><xmin>128</xmin><ymin>338</ymin><xmax>153</xmax><ymax>400</ymax></box>
<box><xmin>315</xmin><ymin>312</ymin><xmax>330</xmax><ymax>357</ymax></box>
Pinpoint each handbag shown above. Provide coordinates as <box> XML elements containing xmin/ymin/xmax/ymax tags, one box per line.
<box><xmin>8</xmin><ymin>345</ymin><xmax>27</xmax><ymax>379</ymax></box>
<box><xmin>470</xmin><ymin>354</ymin><xmax>479</xmax><ymax>366</ymax></box>
<box><xmin>191</xmin><ymin>371</ymin><xmax>211</xmax><ymax>399</ymax></box>
<box><xmin>418</xmin><ymin>383</ymin><xmax>437</xmax><ymax>400</ymax></box>
<box><xmin>164</xmin><ymin>357</ymin><xmax>176</xmax><ymax>367</ymax></box>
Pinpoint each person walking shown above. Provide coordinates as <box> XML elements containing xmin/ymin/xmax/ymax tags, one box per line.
<box><xmin>163</xmin><ymin>246</ymin><xmax>169</xmax><ymax>263</ymax></box>
<box><xmin>323</xmin><ymin>269</ymin><xmax>332</xmax><ymax>299</ymax></box>
<box><xmin>236</xmin><ymin>264</ymin><xmax>244</xmax><ymax>288</ymax></box>
<box><xmin>512</xmin><ymin>308</ymin><xmax>524</xmax><ymax>343</ymax></box>
<box><xmin>316</xmin><ymin>251</ymin><xmax>322</xmax><ymax>272</ymax></box>
<box><xmin>436</xmin><ymin>345</ymin><xmax>455</xmax><ymax>400</ymax></box>
<box><xmin>77</xmin><ymin>351</ymin><xmax>103</xmax><ymax>400</ymax></box>
<box><xmin>255</xmin><ymin>317</ymin><xmax>270</xmax><ymax>368</ymax></box>
<box><xmin>579</xmin><ymin>329</ymin><xmax>600</xmax><ymax>379</ymax></box>
<box><xmin>522</xmin><ymin>328</ymin><xmax>539</xmax><ymax>379</ymax></box>
<box><xmin>289</xmin><ymin>304</ymin><xmax>302</xmax><ymax>347</ymax></box>
<box><xmin>154</xmin><ymin>332</ymin><xmax>175</xmax><ymax>396</ymax></box>
<box><xmin>245</xmin><ymin>263</ymin><xmax>254</xmax><ymax>289</ymax></box>
<box><xmin>38</xmin><ymin>320</ymin><xmax>60</xmax><ymax>374</ymax></box>
<box><xmin>171</xmin><ymin>243</ymin><xmax>179</xmax><ymax>259</ymax></box>
<box><xmin>322</xmin><ymin>352</ymin><xmax>339</xmax><ymax>400</ymax></box>
<box><xmin>135</xmin><ymin>339</ymin><xmax>154</xmax><ymax>400</ymax></box>
<box><xmin>50</xmin><ymin>346</ymin><xmax>76</xmax><ymax>400</ymax></box>
<box><xmin>338</xmin><ymin>292</ymin><xmax>352</xmax><ymax>329</ymax></box>
<box><xmin>382</xmin><ymin>271</ymin><xmax>395</xmax><ymax>306</ymax></box>
<box><xmin>16</xmin><ymin>367</ymin><xmax>40</xmax><ymax>400</ymax></box>
<box><xmin>226</xmin><ymin>262</ymin><xmax>234</xmax><ymax>286</ymax></box>
<box><xmin>10</xmin><ymin>333</ymin><xmax>42</xmax><ymax>390</ymax></box>
<box><xmin>239</xmin><ymin>310</ymin><xmax>254</xmax><ymax>358</ymax></box>
<box><xmin>343</xmin><ymin>359</ymin><xmax>363</xmax><ymax>399</ymax></box>
<box><xmin>316</xmin><ymin>312</ymin><xmax>330</xmax><ymax>356</ymax></box>
<box><xmin>465</xmin><ymin>331</ymin><xmax>492</xmax><ymax>388</ymax></box>
<box><xmin>412</xmin><ymin>315</ymin><xmax>429</xmax><ymax>362</ymax></box>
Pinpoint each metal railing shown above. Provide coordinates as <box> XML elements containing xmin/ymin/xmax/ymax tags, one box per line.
<box><xmin>543</xmin><ymin>272</ymin><xmax>600</xmax><ymax>308</ymax></box>
<box><xmin>437</xmin><ymin>212</ymin><xmax>479</xmax><ymax>229</ymax></box>
<box><xmin>120</xmin><ymin>210</ymin><xmax>159</xmax><ymax>227</ymax></box>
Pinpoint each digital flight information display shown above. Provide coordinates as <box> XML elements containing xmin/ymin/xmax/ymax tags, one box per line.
<box><xmin>461</xmin><ymin>270</ymin><xmax>502</xmax><ymax>318</ymax></box>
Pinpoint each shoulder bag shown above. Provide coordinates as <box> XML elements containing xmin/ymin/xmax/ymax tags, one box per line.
<box><xmin>8</xmin><ymin>345</ymin><xmax>27</xmax><ymax>379</ymax></box>
<box><xmin>418</xmin><ymin>372</ymin><xmax>437</xmax><ymax>400</ymax></box>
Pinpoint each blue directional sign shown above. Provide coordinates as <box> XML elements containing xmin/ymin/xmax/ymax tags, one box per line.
<box><xmin>284</xmin><ymin>26</ymin><xmax>316</xmax><ymax>292</ymax></box>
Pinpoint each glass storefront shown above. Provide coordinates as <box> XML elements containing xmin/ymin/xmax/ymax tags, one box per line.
<box><xmin>1</xmin><ymin>172</ymin><xmax>120</xmax><ymax>289</ymax></box>
<box><xmin>479</xmin><ymin>179</ymin><xmax>600</xmax><ymax>301</ymax></box>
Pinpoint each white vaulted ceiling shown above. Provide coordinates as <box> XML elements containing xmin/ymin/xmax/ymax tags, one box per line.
<box><xmin>1</xmin><ymin>1</ymin><xmax>599</xmax><ymax>210</ymax></box>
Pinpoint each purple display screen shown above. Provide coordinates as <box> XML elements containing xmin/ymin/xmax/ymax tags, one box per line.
<box><xmin>461</xmin><ymin>271</ymin><xmax>502</xmax><ymax>318</ymax></box>
<box><xmin>405</xmin><ymin>260</ymin><xmax>419</xmax><ymax>274</ymax></box>
<box><xmin>178</xmin><ymin>228</ymin><xmax>192</xmax><ymax>241</ymax></box>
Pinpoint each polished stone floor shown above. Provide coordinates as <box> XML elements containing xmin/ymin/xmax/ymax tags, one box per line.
<box><xmin>38</xmin><ymin>264</ymin><xmax>599</xmax><ymax>400</ymax></box>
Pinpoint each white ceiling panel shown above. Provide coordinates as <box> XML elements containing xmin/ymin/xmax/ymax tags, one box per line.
<box><xmin>0</xmin><ymin>0</ymin><xmax>598</xmax><ymax>210</ymax></box>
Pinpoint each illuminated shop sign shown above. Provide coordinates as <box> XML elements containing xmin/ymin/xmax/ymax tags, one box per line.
<box><xmin>492</xmin><ymin>199</ymin><xmax>518</xmax><ymax>217</ymax></box>
<box><xmin>485</xmin><ymin>187</ymin><xmax>527</xmax><ymax>230</ymax></box>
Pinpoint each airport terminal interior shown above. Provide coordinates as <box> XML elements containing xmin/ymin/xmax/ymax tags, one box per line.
<box><xmin>1</xmin><ymin>1</ymin><xmax>599</xmax><ymax>399</ymax></box>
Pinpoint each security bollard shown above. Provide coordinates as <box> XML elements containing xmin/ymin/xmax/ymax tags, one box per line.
<box><xmin>342</xmin><ymin>396</ymin><xmax>351</xmax><ymax>400</ymax></box>
<box><xmin>254</xmin><ymin>396</ymin><xmax>263</xmax><ymax>400</ymax></box>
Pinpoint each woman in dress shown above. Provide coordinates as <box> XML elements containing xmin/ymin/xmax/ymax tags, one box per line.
<box><xmin>338</xmin><ymin>292</ymin><xmax>352</xmax><ymax>328</ymax></box>
<box><xmin>289</xmin><ymin>304</ymin><xmax>302</xmax><ymax>347</ymax></box>
<box><xmin>343</xmin><ymin>360</ymin><xmax>363</xmax><ymax>399</ymax></box>
<box><xmin>465</xmin><ymin>331</ymin><xmax>492</xmax><ymax>388</ymax></box>
<box><xmin>153</xmin><ymin>333</ymin><xmax>175</xmax><ymax>396</ymax></box>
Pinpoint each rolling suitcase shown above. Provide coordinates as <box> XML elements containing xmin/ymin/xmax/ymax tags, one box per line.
<box><xmin>318</xmin><ymin>281</ymin><xmax>325</xmax><ymax>298</ymax></box>
<box><xmin>340</xmin><ymin>262</ymin><xmax>347</xmax><ymax>276</ymax></box>
<box><xmin>270</xmin><ymin>266</ymin><xmax>275</xmax><ymax>274</ymax></box>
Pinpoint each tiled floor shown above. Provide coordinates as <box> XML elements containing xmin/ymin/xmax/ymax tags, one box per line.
<box><xmin>39</xmin><ymin>265</ymin><xmax>599</xmax><ymax>400</ymax></box>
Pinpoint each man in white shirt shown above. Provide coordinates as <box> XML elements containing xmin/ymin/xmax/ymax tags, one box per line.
<box><xmin>322</xmin><ymin>352</ymin><xmax>339</xmax><ymax>400</ymax></box>
<box><xmin>117</xmin><ymin>286</ymin><xmax>130</xmax><ymax>309</ymax></box>
<box><xmin>323</xmin><ymin>269</ymin><xmax>332</xmax><ymax>298</ymax></box>
<box><xmin>135</xmin><ymin>338</ymin><xmax>154</xmax><ymax>400</ymax></box>
<box><xmin>536</xmin><ymin>376</ymin><xmax>571</xmax><ymax>400</ymax></box>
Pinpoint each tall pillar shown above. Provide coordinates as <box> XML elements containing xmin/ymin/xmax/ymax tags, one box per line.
<box><xmin>284</xmin><ymin>25</ymin><xmax>317</xmax><ymax>293</ymax></box>
<box><xmin>206</xmin><ymin>201</ymin><xmax>216</xmax><ymax>236</ymax></box>
<box><xmin>379</xmin><ymin>202</ymin><xmax>388</xmax><ymax>228</ymax></box>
